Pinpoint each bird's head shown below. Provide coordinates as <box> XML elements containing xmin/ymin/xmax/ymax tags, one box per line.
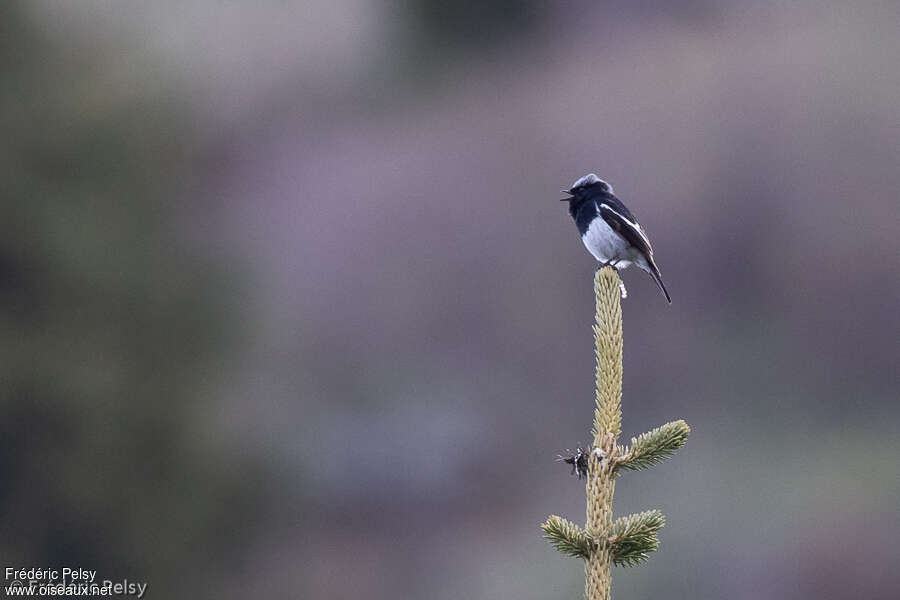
<box><xmin>559</xmin><ymin>173</ymin><xmax>614</xmax><ymax>204</ymax></box>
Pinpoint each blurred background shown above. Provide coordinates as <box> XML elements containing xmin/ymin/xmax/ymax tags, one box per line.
<box><xmin>2</xmin><ymin>1</ymin><xmax>899</xmax><ymax>598</ymax></box>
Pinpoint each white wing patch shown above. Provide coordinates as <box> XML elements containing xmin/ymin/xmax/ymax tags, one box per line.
<box><xmin>600</xmin><ymin>203</ymin><xmax>652</xmax><ymax>251</ymax></box>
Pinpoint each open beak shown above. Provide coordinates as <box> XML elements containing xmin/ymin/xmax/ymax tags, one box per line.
<box><xmin>559</xmin><ymin>189</ymin><xmax>572</xmax><ymax>201</ymax></box>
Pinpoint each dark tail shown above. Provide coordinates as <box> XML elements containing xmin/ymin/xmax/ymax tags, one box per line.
<box><xmin>645</xmin><ymin>259</ymin><xmax>671</xmax><ymax>304</ymax></box>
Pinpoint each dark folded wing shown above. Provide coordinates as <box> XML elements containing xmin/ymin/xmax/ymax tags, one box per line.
<box><xmin>598</xmin><ymin>202</ymin><xmax>654</xmax><ymax>259</ymax></box>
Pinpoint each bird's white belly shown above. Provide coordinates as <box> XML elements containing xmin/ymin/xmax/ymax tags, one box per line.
<box><xmin>582</xmin><ymin>218</ymin><xmax>632</xmax><ymax>266</ymax></box>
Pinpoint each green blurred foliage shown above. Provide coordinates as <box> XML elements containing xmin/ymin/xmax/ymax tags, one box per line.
<box><xmin>406</xmin><ymin>0</ymin><xmax>540</xmax><ymax>50</ymax></box>
<box><xmin>0</xmin><ymin>3</ymin><xmax>263</xmax><ymax>594</ymax></box>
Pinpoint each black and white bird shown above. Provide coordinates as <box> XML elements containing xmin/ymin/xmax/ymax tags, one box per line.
<box><xmin>561</xmin><ymin>173</ymin><xmax>671</xmax><ymax>303</ymax></box>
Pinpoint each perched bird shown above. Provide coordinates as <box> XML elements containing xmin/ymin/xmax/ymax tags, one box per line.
<box><xmin>561</xmin><ymin>174</ymin><xmax>671</xmax><ymax>303</ymax></box>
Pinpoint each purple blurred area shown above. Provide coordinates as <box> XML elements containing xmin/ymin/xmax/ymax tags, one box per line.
<box><xmin>3</xmin><ymin>1</ymin><xmax>899</xmax><ymax>598</ymax></box>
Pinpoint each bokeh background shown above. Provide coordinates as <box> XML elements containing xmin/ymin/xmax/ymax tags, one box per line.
<box><xmin>3</xmin><ymin>1</ymin><xmax>899</xmax><ymax>598</ymax></box>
